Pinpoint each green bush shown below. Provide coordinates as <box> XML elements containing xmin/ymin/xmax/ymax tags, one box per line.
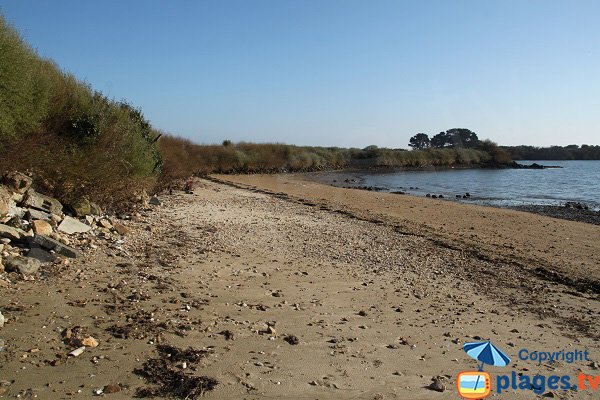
<box><xmin>0</xmin><ymin>15</ymin><xmax>160</xmax><ymax>210</ymax></box>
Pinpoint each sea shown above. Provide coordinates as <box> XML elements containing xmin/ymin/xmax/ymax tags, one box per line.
<box><xmin>326</xmin><ymin>160</ymin><xmax>600</xmax><ymax>210</ymax></box>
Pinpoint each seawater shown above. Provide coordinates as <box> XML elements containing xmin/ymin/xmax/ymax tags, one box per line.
<box><xmin>333</xmin><ymin>160</ymin><xmax>600</xmax><ymax>210</ymax></box>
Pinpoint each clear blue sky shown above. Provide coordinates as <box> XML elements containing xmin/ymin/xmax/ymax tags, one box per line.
<box><xmin>1</xmin><ymin>0</ymin><xmax>599</xmax><ymax>147</ymax></box>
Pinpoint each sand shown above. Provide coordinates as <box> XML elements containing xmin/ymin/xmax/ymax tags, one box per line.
<box><xmin>0</xmin><ymin>176</ymin><xmax>598</xmax><ymax>399</ymax></box>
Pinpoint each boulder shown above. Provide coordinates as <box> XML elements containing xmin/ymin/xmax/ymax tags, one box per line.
<box><xmin>32</xmin><ymin>220</ymin><xmax>53</xmax><ymax>236</ymax></box>
<box><xmin>23</xmin><ymin>190</ymin><xmax>63</xmax><ymax>214</ymax></box>
<box><xmin>5</xmin><ymin>255</ymin><xmax>41</xmax><ymax>275</ymax></box>
<box><xmin>0</xmin><ymin>224</ymin><xmax>27</xmax><ymax>242</ymax></box>
<box><xmin>70</xmin><ymin>198</ymin><xmax>91</xmax><ymax>217</ymax></box>
<box><xmin>58</xmin><ymin>216</ymin><xmax>92</xmax><ymax>235</ymax></box>
<box><xmin>28</xmin><ymin>235</ymin><xmax>81</xmax><ymax>258</ymax></box>
<box><xmin>2</xmin><ymin>171</ymin><xmax>32</xmax><ymax>194</ymax></box>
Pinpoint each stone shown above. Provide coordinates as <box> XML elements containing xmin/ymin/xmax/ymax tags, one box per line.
<box><xmin>27</xmin><ymin>247</ymin><xmax>56</xmax><ymax>264</ymax></box>
<box><xmin>2</xmin><ymin>171</ymin><xmax>32</xmax><ymax>194</ymax></box>
<box><xmin>22</xmin><ymin>190</ymin><xmax>63</xmax><ymax>214</ymax></box>
<box><xmin>103</xmin><ymin>384</ymin><xmax>121</xmax><ymax>394</ymax></box>
<box><xmin>70</xmin><ymin>198</ymin><xmax>91</xmax><ymax>217</ymax></box>
<box><xmin>98</xmin><ymin>219</ymin><xmax>113</xmax><ymax>229</ymax></box>
<box><xmin>32</xmin><ymin>220</ymin><xmax>53</xmax><ymax>236</ymax></box>
<box><xmin>85</xmin><ymin>215</ymin><xmax>94</xmax><ymax>226</ymax></box>
<box><xmin>28</xmin><ymin>235</ymin><xmax>81</xmax><ymax>258</ymax></box>
<box><xmin>26</xmin><ymin>208</ymin><xmax>52</xmax><ymax>221</ymax></box>
<box><xmin>58</xmin><ymin>216</ymin><xmax>92</xmax><ymax>235</ymax></box>
<box><xmin>81</xmin><ymin>336</ymin><xmax>99</xmax><ymax>347</ymax></box>
<box><xmin>89</xmin><ymin>202</ymin><xmax>102</xmax><ymax>216</ymax></box>
<box><xmin>0</xmin><ymin>311</ymin><xmax>4</xmax><ymax>328</ymax></box>
<box><xmin>112</xmin><ymin>221</ymin><xmax>129</xmax><ymax>235</ymax></box>
<box><xmin>0</xmin><ymin>186</ymin><xmax>12</xmax><ymax>217</ymax></box>
<box><xmin>149</xmin><ymin>196</ymin><xmax>162</xmax><ymax>205</ymax></box>
<box><xmin>5</xmin><ymin>255</ymin><xmax>41</xmax><ymax>275</ymax></box>
<box><xmin>0</xmin><ymin>224</ymin><xmax>27</xmax><ymax>242</ymax></box>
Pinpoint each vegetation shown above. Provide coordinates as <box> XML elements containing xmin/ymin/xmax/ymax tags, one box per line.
<box><xmin>0</xmin><ymin>16</ymin><xmax>161</xmax><ymax>209</ymax></box>
<box><xmin>156</xmin><ymin>135</ymin><xmax>506</xmax><ymax>178</ymax></box>
<box><xmin>502</xmin><ymin>145</ymin><xmax>600</xmax><ymax>160</ymax></box>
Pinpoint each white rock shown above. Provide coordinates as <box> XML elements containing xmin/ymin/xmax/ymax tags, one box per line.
<box><xmin>0</xmin><ymin>311</ymin><xmax>5</xmax><ymax>328</ymax></box>
<box><xmin>58</xmin><ymin>216</ymin><xmax>92</xmax><ymax>235</ymax></box>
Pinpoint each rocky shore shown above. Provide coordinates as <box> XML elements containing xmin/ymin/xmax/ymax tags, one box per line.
<box><xmin>1</xmin><ymin>175</ymin><xmax>599</xmax><ymax>399</ymax></box>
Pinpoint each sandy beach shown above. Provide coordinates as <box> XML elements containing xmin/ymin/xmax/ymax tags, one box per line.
<box><xmin>1</xmin><ymin>175</ymin><xmax>599</xmax><ymax>399</ymax></box>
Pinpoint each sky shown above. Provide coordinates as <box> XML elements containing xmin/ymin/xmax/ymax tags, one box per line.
<box><xmin>1</xmin><ymin>0</ymin><xmax>599</xmax><ymax>148</ymax></box>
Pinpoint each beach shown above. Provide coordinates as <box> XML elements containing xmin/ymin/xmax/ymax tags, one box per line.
<box><xmin>1</xmin><ymin>175</ymin><xmax>599</xmax><ymax>399</ymax></box>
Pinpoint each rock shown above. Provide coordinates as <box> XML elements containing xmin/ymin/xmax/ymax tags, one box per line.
<box><xmin>5</xmin><ymin>255</ymin><xmax>41</xmax><ymax>275</ymax></box>
<box><xmin>27</xmin><ymin>247</ymin><xmax>56</xmax><ymax>264</ymax></box>
<box><xmin>81</xmin><ymin>336</ymin><xmax>99</xmax><ymax>347</ymax></box>
<box><xmin>0</xmin><ymin>186</ymin><xmax>13</xmax><ymax>217</ymax></box>
<box><xmin>98</xmin><ymin>219</ymin><xmax>113</xmax><ymax>229</ymax></box>
<box><xmin>23</xmin><ymin>189</ymin><xmax>63</xmax><ymax>214</ymax></box>
<box><xmin>26</xmin><ymin>208</ymin><xmax>52</xmax><ymax>221</ymax></box>
<box><xmin>149</xmin><ymin>196</ymin><xmax>162</xmax><ymax>205</ymax></box>
<box><xmin>70</xmin><ymin>198</ymin><xmax>91</xmax><ymax>217</ymax></box>
<box><xmin>0</xmin><ymin>258</ymin><xmax>4</xmax><ymax>273</ymax></box>
<box><xmin>428</xmin><ymin>376</ymin><xmax>449</xmax><ymax>392</ymax></box>
<box><xmin>0</xmin><ymin>311</ymin><xmax>4</xmax><ymax>328</ymax></box>
<box><xmin>32</xmin><ymin>220</ymin><xmax>53</xmax><ymax>236</ymax></box>
<box><xmin>112</xmin><ymin>222</ymin><xmax>129</xmax><ymax>235</ymax></box>
<box><xmin>0</xmin><ymin>224</ymin><xmax>27</xmax><ymax>242</ymax></box>
<box><xmin>58</xmin><ymin>216</ymin><xmax>92</xmax><ymax>235</ymax></box>
<box><xmin>2</xmin><ymin>171</ymin><xmax>32</xmax><ymax>194</ymax></box>
<box><xmin>284</xmin><ymin>335</ymin><xmax>299</xmax><ymax>345</ymax></box>
<box><xmin>89</xmin><ymin>202</ymin><xmax>102</xmax><ymax>216</ymax></box>
<box><xmin>29</xmin><ymin>235</ymin><xmax>81</xmax><ymax>258</ymax></box>
<box><xmin>103</xmin><ymin>384</ymin><xmax>121</xmax><ymax>394</ymax></box>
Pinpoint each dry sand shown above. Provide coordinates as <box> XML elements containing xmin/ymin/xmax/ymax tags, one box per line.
<box><xmin>0</xmin><ymin>176</ymin><xmax>598</xmax><ymax>399</ymax></box>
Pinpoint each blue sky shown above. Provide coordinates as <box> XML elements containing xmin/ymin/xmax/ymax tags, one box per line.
<box><xmin>1</xmin><ymin>0</ymin><xmax>599</xmax><ymax>147</ymax></box>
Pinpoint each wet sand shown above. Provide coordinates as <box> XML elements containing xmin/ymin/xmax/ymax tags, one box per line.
<box><xmin>0</xmin><ymin>176</ymin><xmax>598</xmax><ymax>399</ymax></box>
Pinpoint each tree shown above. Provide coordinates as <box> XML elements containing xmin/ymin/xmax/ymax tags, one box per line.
<box><xmin>431</xmin><ymin>131</ymin><xmax>452</xmax><ymax>148</ymax></box>
<box><xmin>408</xmin><ymin>133</ymin><xmax>430</xmax><ymax>149</ymax></box>
<box><xmin>446</xmin><ymin>128</ymin><xmax>479</xmax><ymax>148</ymax></box>
<box><xmin>431</xmin><ymin>128</ymin><xmax>479</xmax><ymax>148</ymax></box>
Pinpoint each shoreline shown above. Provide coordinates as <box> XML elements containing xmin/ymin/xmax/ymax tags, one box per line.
<box><xmin>302</xmin><ymin>169</ymin><xmax>600</xmax><ymax>223</ymax></box>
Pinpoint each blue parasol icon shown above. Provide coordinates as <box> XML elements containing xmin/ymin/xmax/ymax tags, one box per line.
<box><xmin>463</xmin><ymin>341</ymin><xmax>511</xmax><ymax>370</ymax></box>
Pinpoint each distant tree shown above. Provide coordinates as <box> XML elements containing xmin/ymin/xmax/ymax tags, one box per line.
<box><xmin>222</xmin><ymin>139</ymin><xmax>232</xmax><ymax>146</ymax></box>
<box><xmin>408</xmin><ymin>133</ymin><xmax>430</xmax><ymax>149</ymax></box>
<box><xmin>431</xmin><ymin>128</ymin><xmax>479</xmax><ymax>148</ymax></box>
